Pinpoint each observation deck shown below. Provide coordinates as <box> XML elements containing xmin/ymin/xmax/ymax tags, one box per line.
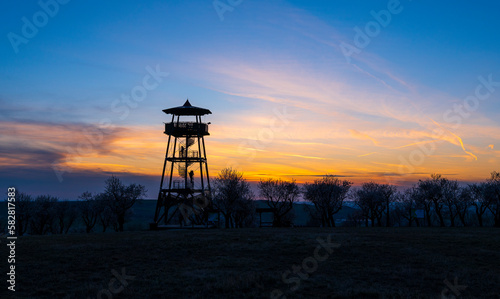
<box><xmin>164</xmin><ymin>122</ymin><xmax>209</xmax><ymax>137</ymax></box>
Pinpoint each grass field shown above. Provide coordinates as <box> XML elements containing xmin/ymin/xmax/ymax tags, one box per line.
<box><xmin>2</xmin><ymin>228</ymin><xmax>499</xmax><ymax>298</ymax></box>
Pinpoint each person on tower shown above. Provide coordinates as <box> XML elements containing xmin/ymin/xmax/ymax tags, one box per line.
<box><xmin>189</xmin><ymin>170</ymin><xmax>194</xmax><ymax>187</ymax></box>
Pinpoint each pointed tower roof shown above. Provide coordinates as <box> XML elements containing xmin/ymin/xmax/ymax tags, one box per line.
<box><xmin>162</xmin><ymin>99</ymin><xmax>212</xmax><ymax>116</ymax></box>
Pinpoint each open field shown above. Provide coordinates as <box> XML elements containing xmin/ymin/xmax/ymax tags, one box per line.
<box><xmin>2</xmin><ymin>228</ymin><xmax>499</xmax><ymax>298</ymax></box>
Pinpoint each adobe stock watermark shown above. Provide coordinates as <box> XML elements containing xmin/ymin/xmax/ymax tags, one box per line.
<box><xmin>379</xmin><ymin>74</ymin><xmax>498</xmax><ymax>187</ymax></box>
<box><xmin>442</xmin><ymin>74</ymin><xmax>499</xmax><ymax>129</ymax></box>
<box><xmin>178</xmin><ymin>193</ymin><xmax>211</xmax><ymax>225</ymax></box>
<box><xmin>396</xmin><ymin>74</ymin><xmax>498</xmax><ymax>175</ymax></box>
<box><xmin>340</xmin><ymin>0</ymin><xmax>410</xmax><ymax>64</ymax></box>
<box><xmin>441</xmin><ymin>276</ymin><xmax>467</xmax><ymax>299</ymax></box>
<box><xmin>225</xmin><ymin>106</ymin><xmax>295</xmax><ymax>170</ymax></box>
<box><xmin>7</xmin><ymin>0</ymin><xmax>71</xmax><ymax>54</ymax></box>
<box><xmin>213</xmin><ymin>0</ymin><xmax>244</xmax><ymax>21</ymax></box>
<box><xmin>270</xmin><ymin>235</ymin><xmax>341</xmax><ymax>298</ymax></box>
<box><xmin>80</xmin><ymin>267</ymin><xmax>135</xmax><ymax>299</ymax></box>
<box><xmin>51</xmin><ymin>65</ymin><xmax>169</xmax><ymax>182</ymax></box>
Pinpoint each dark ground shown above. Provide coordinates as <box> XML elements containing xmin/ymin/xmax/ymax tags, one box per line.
<box><xmin>1</xmin><ymin>227</ymin><xmax>499</xmax><ymax>298</ymax></box>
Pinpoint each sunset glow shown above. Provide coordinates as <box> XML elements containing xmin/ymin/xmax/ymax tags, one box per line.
<box><xmin>2</xmin><ymin>1</ymin><xmax>499</xmax><ymax>198</ymax></box>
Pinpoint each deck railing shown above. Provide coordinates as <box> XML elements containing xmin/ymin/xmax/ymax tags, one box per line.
<box><xmin>164</xmin><ymin>122</ymin><xmax>209</xmax><ymax>136</ymax></box>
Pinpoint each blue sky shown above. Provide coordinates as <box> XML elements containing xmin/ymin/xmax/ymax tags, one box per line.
<box><xmin>1</xmin><ymin>0</ymin><xmax>500</xmax><ymax>198</ymax></box>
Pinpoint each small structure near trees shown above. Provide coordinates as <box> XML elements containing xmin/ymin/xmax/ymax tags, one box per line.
<box><xmin>258</xmin><ymin>179</ymin><xmax>300</xmax><ymax>227</ymax></box>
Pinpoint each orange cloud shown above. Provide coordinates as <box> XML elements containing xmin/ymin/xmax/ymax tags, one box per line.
<box><xmin>349</xmin><ymin>129</ymin><xmax>379</xmax><ymax>146</ymax></box>
<box><xmin>428</xmin><ymin>119</ymin><xmax>477</xmax><ymax>160</ymax></box>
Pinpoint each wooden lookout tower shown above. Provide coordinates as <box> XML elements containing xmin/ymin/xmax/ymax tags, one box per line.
<box><xmin>152</xmin><ymin>100</ymin><xmax>212</xmax><ymax>228</ymax></box>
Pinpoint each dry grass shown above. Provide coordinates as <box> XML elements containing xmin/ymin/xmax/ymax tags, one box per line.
<box><xmin>2</xmin><ymin>228</ymin><xmax>500</xmax><ymax>298</ymax></box>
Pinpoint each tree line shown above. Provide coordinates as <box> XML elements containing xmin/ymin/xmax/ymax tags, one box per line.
<box><xmin>5</xmin><ymin>170</ymin><xmax>500</xmax><ymax>234</ymax></box>
<box><xmin>8</xmin><ymin>176</ymin><xmax>145</xmax><ymax>235</ymax></box>
<box><xmin>213</xmin><ymin>169</ymin><xmax>500</xmax><ymax>228</ymax></box>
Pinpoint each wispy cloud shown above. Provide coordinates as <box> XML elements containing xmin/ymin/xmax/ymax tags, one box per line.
<box><xmin>349</xmin><ymin>129</ymin><xmax>379</xmax><ymax>146</ymax></box>
<box><xmin>429</xmin><ymin>118</ymin><xmax>477</xmax><ymax>160</ymax></box>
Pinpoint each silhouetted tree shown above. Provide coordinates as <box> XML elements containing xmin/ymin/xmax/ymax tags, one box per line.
<box><xmin>470</xmin><ymin>183</ymin><xmax>492</xmax><ymax>227</ymax></box>
<box><xmin>99</xmin><ymin>203</ymin><xmax>116</xmax><ymax>232</ymax></box>
<box><xmin>78</xmin><ymin>191</ymin><xmax>100</xmax><ymax>233</ymax></box>
<box><xmin>12</xmin><ymin>191</ymin><xmax>34</xmax><ymax>236</ymax></box>
<box><xmin>354</xmin><ymin>189</ymin><xmax>371</xmax><ymax>227</ymax></box>
<box><xmin>89</xmin><ymin>192</ymin><xmax>118</xmax><ymax>232</ymax></box>
<box><xmin>411</xmin><ymin>184</ymin><xmax>432</xmax><ymax>226</ymax></box>
<box><xmin>393</xmin><ymin>190</ymin><xmax>416</xmax><ymax>227</ymax></box>
<box><xmin>346</xmin><ymin>209</ymin><xmax>365</xmax><ymax>227</ymax></box>
<box><xmin>486</xmin><ymin>171</ymin><xmax>500</xmax><ymax>227</ymax></box>
<box><xmin>54</xmin><ymin>200</ymin><xmax>78</xmax><ymax>234</ymax></box>
<box><xmin>416</xmin><ymin>174</ymin><xmax>447</xmax><ymax>226</ymax></box>
<box><xmin>380</xmin><ymin>184</ymin><xmax>397</xmax><ymax>226</ymax></box>
<box><xmin>30</xmin><ymin>195</ymin><xmax>58</xmax><ymax>235</ymax></box>
<box><xmin>233</xmin><ymin>196</ymin><xmax>256</xmax><ymax>228</ymax></box>
<box><xmin>303</xmin><ymin>175</ymin><xmax>352</xmax><ymax>227</ymax></box>
<box><xmin>259</xmin><ymin>179</ymin><xmax>299</xmax><ymax>227</ymax></box>
<box><xmin>354</xmin><ymin>182</ymin><xmax>395</xmax><ymax>227</ymax></box>
<box><xmin>212</xmin><ymin>168</ymin><xmax>255</xmax><ymax>228</ymax></box>
<box><xmin>455</xmin><ymin>187</ymin><xmax>474</xmax><ymax>226</ymax></box>
<box><xmin>441</xmin><ymin>179</ymin><xmax>460</xmax><ymax>227</ymax></box>
<box><xmin>355</xmin><ymin>183</ymin><xmax>380</xmax><ymax>227</ymax></box>
<box><xmin>101</xmin><ymin>176</ymin><xmax>146</xmax><ymax>232</ymax></box>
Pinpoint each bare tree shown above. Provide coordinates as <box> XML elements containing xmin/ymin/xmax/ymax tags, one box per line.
<box><xmin>78</xmin><ymin>191</ymin><xmax>100</xmax><ymax>233</ymax></box>
<box><xmin>346</xmin><ymin>209</ymin><xmax>365</xmax><ymax>227</ymax></box>
<box><xmin>411</xmin><ymin>184</ymin><xmax>432</xmax><ymax>226</ymax></box>
<box><xmin>212</xmin><ymin>168</ymin><xmax>255</xmax><ymax>228</ymax></box>
<box><xmin>258</xmin><ymin>179</ymin><xmax>300</xmax><ymax>227</ymax></box>
<box><xmin>354</xmin><ymin>182</ymin><xmax>395</xmax><ymax>227</ymax></box>
<box><xmin>30</xmin><ymin>195</ymin><xmax>58</xmax><ymax>235</ymax></box>
<box><xmin>233</xmin><ymin>197</ymin><xmax>256</xmax><ymax>228</ymax></box>
<box><xmin>392</xmin><ymin>189</ymin><xmax>416</xmax><ymax>227</ymax></box>
<box><xmin>354</xmin><ymin>188</ymin><xmax>371</xmax><ymax>227</ymax></box>
<box><xmin>354</xmin><ymin>183</ymin><xmax>381</xmax><ymax>227</ymax></box>
<box><xmin>91</xmin><ymin>192</ymin><xmax>117</xmax><ymax>232</ymax></box>
<box><xmin>442</xmin><ymin>179</ymin><xmax>460</xmax><ymax>227</ymax></box>
<box><xmin>486</xmin><ymin>171</ymin><xmax>500</xmax><ymax>227</ymax></box>
<box><xmin>380</xmin><ymin>184</ymin><xmax>397</xmax><ymax>226</ymax></box>
<box><xmin>102</xmin><ymin>176</ymin><xmax>146</xmax><ymax>232</ymax></box>
<box><xmin>99</xmin><ymin>204</ymin><xmax>116</xmax><ymax>232</ymax></box>
<box><xmin>12</xmin><ymin>191</ymin><xmax>33</xmax><ymax>236</ymax></box>
<box><xmin>54</xmin><ymin>200</ymin><xmax>78</xmax><ymax>234</ymax></box>
<box><xmin>470</xmin><ymin>183</ymin><xmax>492</xmax><ymax>227</ymax></box>
<box><xmin>455</xmin><ymin>187</ymin><xmax>474</xmax><ymax>226</ymax></box>
<box><xmin>416</xmin><ymin>174</ymin><xmax>446</xmax><ymax>226</ymax></box>
<box><xmin>303</xmin><ymin>175</ymin><xmax>352</xmax><ymax>227</ymax></box>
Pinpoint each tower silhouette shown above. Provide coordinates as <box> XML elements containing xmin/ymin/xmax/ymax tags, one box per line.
<box><xmin>152</xmin><ymin>100</ymin><xmax>212</xmax><ymax>227</ymax></box>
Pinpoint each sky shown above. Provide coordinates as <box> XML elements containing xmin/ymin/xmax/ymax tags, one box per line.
<box><xmin>1</xmin><ymin>0</ymin><xmax>500</xmax><ymax>199</ymax></box>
